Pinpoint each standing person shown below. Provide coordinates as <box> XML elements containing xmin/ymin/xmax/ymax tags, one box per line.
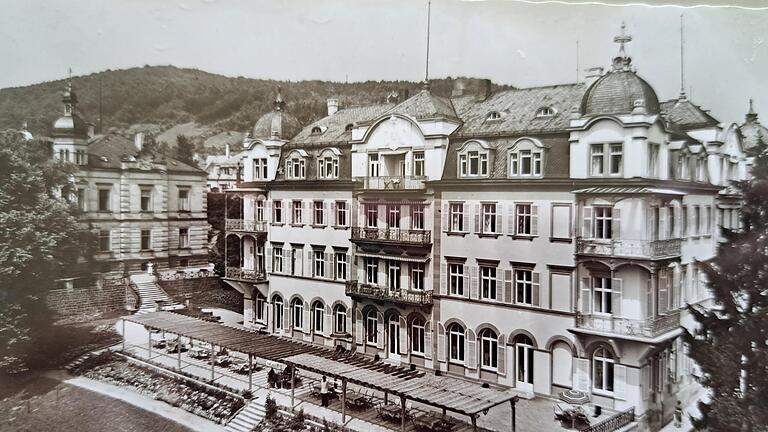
<box><xmin>674</xmin><ymin>400</ymin><xmax>683</xmax><ymax>428</ymax></box>
<box><xmin>320</xmin><ymin>375</ymin><xmax>329</xmax><ymax>407</ymax></box>
<box><xmin>267</xmin><ymin>367</ymin><xmax>276</xmax><ymax>388</ymax></box>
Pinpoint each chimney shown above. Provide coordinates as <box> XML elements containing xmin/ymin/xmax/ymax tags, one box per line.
<box><xmin>398</xmin><ymin>89</ymin><xmax>410</xmax><ymax>103</ymax></box>
<box><xmin>477</xmin><ymin>79</ymin><xmax>492</xmax><ymax>101</ymax></box>
<box><xmin>327</xmin><ymin>98</ymin><xmax>339</xmax><ymax>116</ymax></box>
<box><xmin>134</xmin><ymin>132</ymin><xmax>144</xmax><ymax>152</ymax></box>
<box><xmin>225</xmin><ymin>143</ymin><xmax>230</xmax><ymax>158</ymax></box>
<box><xmin>451</xmin><ymin>79</ymin><xmax>466</xmax><ymax>97</ymax></box>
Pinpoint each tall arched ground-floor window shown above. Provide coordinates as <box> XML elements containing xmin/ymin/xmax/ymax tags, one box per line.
<box><xmin>514</xmin><ymin>334</ymin><xmax>534</xmax><ymax>391</ymax></box>
<box><xmin>593</xmin><ymin>347</ymin><xmax>614</xmax><ymax>394</ymax></box>
<box><xmin>480</xmin><ymin>329</ymin><xmax>498</xmax><ymax>370</ymax></box>
<box><xmin>551</xmin><ymin>341</ymin><xmax>573</xmax><ymax>388</ymax></box>
<box><xmin>333</xmin><ymin>304</ymin><xmax>347</xmax><ymax>334</ymax></box>
<box><xmin>272</xmin><ymin>294</ymin><xmax>283</xmax><ymax>331</ymax></box>
<box><xmin>254</xmin><ymin>292</ymin><xmax>266</xmax><ymax>323</ymax></box>
<box><xmin>448</xmin><ymin>323</ymin><xmax>465</xmax><ymax>363</ymax></box>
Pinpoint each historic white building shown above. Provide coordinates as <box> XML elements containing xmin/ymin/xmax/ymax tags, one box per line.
<box><xmin>221</xmin><ymin>29</ymin><xmax>759</xmax><ymax>430</ymax></box>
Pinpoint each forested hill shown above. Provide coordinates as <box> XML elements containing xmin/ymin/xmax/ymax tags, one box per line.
<box><xmin>0</xmin><ymin>66</ymin><xmax>509</xmax><ymax>152</ymax></box>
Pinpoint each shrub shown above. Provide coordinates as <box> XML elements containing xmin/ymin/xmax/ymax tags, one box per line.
<box><xmin>288</xmin><ymin>408</ymin><xmax>306</xmax><ymax>431</ymax></box>
<box><xmin>264</xmin><ymin>395</ymin><xmax>278</xmax><ymax>420</ymax></box>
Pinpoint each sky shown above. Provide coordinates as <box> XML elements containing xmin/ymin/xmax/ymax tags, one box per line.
<box><xmin>0</xmin><ymin>0</ymin><xmax>766</xmax><ymax>125</ymax></box>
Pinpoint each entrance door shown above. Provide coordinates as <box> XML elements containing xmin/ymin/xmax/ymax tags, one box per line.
<box><xmin>388</xmin><ymin>316</ymin><xmax>400</xmax><ymax>361</ymax></box>
<box><xmin>515</xmin><ymin>335</ymin><xmax>534</xmax><ymax>392</ymax></box>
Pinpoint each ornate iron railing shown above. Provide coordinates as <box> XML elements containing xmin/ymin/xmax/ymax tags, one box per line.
<box><xmin>580</xmin><ymin>407</ymin><xmax>635</xmax><ymax>432</ymax></box>
<box><xmin>225</xmin><ymin>219</ymin><xmax>268</xmax><ymax>233</ymax></box>
<box><xmin>225</xmin><ymin>267</ymin><xmax>266</xmax><ymax>282</ymax></box>
<box><xmin>576</xmin><ymin>238</ymin><xmax>682</xmax><ymax>259</ymax></box>
<box><xmin>576</xmin><ymin>309</ymin><xmax>681</xmax><ymax>338</ymax></box>
<box><xmin>345</xmin><ymin>280</ymin><xmax>433</xmax><ymax>306</ymax></box>
<box><xmin>362</xmin><ymin>176</ymin><xmax>426</xmax><ymax>190</ymax></box>
<box><xmin>351</xmin><ymin>227</ymin><xmax>431</xmax><ymax>245</ymax></box>
<box><xmin>158</xmin><ymin>268</ymin><xmax>212</xmax><ymax>281</ymax></box>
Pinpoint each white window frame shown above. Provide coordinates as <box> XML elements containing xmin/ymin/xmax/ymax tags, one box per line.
<box><xmin>387</xmin><ymin>260</ymin><xmax>401</xmax><ymax>290</ymax></box>
<box><xmin>140</xmin><ymin>229</ymin><xmax>152</xmax><ymax>251</ymax></box>
<box><xmin>313</xmin><ymin>201</ymin><xmax>325</xmax><ymax>225</ymax></box>
<box><xmin>448</xmin><ymin>324</ymin><xmax>465</xmax><ymax>363</ymax></box>
<box><xmin>593</xmin><ymin>347</ymin><xmax>615</xmax><ymax>394</ymax></box>
<box><xmin>253</xmin><ymin>158</ymin><xmax>268</xmax><ymax>180</ymax></box>
<box><xmin>286</xmin><ymin>156</ymin><xmax>306</xmax><ymax>180</ymax></box>
<box><xmin>459</xmin><ymin>150</ymin><xmax>489</xmax><ymax>177</ymax></box>
<box><xmin>449</xmin><ymin>263</ymin><xmax>464</xmax><ymax>296</ymax></box>
<box><xmin>365</xmin><ymin>310</ymin><xmax>378</xmax><ymax>344</ymax></box>
<box><xmin>368</xmin><ymin>153</ymin><xmax>380</xmax><ymax>177</ymax></box>
<box><xmin>312</xmin><ymin>301</ymin><xmax>324</xmax><ymax>333</ymax></box>
<box><xmin>411</xmin><ymin>262</ymin><xmax>425</xmax><ymax>291</ymax></box>
<box><xmin>413</xmin><ymin>152</ymin><xmax>425</xmax><ymax>177</ymax></box>
<box><xmin>178</xmin><ymin>188</ymin><xmax>190</xmax><ymax>211</ymax></box>
<box><xmin>515</xmin><ymin>269</ymin><xmax>533</xmax><ymax>305</ymax></box>
<box><xmin>336</xmin><ymin>201</ymin><xmax>348</xmax><ymax>227</ymax></box>
<box><xmin>411</xmin><ymin>317</ymin><xmax>425</xmax><ymax>355</ymax></box>
<box><xmin>365</xmin><ymin>257</ymin><xmax>378</xmax><ymax>285</ymax></box>
<box><xmin>313</xmin><ymin>250</ymin><xmax>325</xmax><ymax>278</ymax></box>
<box><xmin>140</xmin><ymin>188</ymin><xmax>152</xmax><ymax>212</ymax></box>
<box><xmin>366</xmin><ymin>204</ymin><xmax>378</xmax><ymax>228</ymax></box>
<box><xmin>273</xmin><ymin>247</ymin><xmax>283</xmax><ymax>273</ymax></box>
<box><xmin>593</xmin><ymin>206</ymin><xmax>613</xmax><ymax>239</ymax></box>
<box><xmin>291</xmin><ymin>298</ymin><xmax>304</xmax><ymax>328</ymax></box>
<box><xmin>387</xmin><ymin>205</ymin><xmax>400</xmax><ymax>229</ymax></box>
<box><xmin>178</xmin><ymin>228</ymin><xmax>189</xmax><ymax>249</ymax></box>
<box><xmin>411</xmin><ymin>205</ymin><xmax>425</xmax><ymax>230</ymax></box>
<box><xmin>335</xmin><ymin>252</ymin><xmax>347</xmax><ymax>281</ymax></box>
<box><xmin>318</xmin><ymin>154</ymin><xmax>339</xmax><ymax>179</ymax></box>
<box><xmin>292</xmin><ymin>200</ymin><xmax>303</xmax><ymax>225</ymax></box>
<box><xmin>593</xmin><ymin>276</ymin><xmax>613</xmax><ymax>315</ymax></box>
<box><xmin>480</xmin><ymin>329</ymin><xmax>498</xmax><ymax>370</ymax></box>
<box><xmin>515</xmin><ymin>203</ymin><xmax>532</xmax><ymax>236</ymax></box>
<box><xmin>334</xmin><ymin>304</ymin><xmax>347</xmax><ymax>334</ymax></box>
<box><xmin>449</xmin><ymin>202</ymin><xmax>465</xmax><ymax>232</ymax></box>
<box><xmin>273</xmin><ymin>296</ymin><xmax>284</xmax><ymax>330</ymax></box>
<box><xmin>481</xmin><ymin>266</ymin><xmax>497</xmax><ymax>300</ymax></box>
<box><xmin>481</xmin><ymin>202</ymin><xmax>497</xmax><ymax>234</ymax></box>
<box><xmin>273</xmin><ymin>200</ymin><xmax>283</xmax><ymax>224</ymax></box>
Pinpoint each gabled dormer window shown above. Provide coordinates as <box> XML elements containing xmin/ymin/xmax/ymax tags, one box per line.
<box><xmin>486</xmin><ymin>111</ymin><xmax>503</xmax><ymax>121</ymax></box>
<box><xmin>285</xmin><ymin>150</ymin><xmax>307</xmax><ymax>180</ymax></box>
<box><xmin>535</xmin><ymin>106</ymin><xmax>556</xmax><ymax>117</ymax></box>
<box><xmin>458</xmin><ymin>140</ymin><xmax>490</xmax><ymax>178</ymax></box>
<box><xmin>317</xmin><ymin>148</ymin><xmax>340</xmax><ymax>179</ymax></box>
<box><xmin>508</xmin><ymin>138</ymin><xmax>544</xmax><ymax>177</ymax></box>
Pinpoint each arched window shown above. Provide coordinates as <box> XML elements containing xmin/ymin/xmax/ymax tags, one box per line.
<box><xmin>514</xmin><ymin>334</ymin><xmax>534</xmax><ymax>386</ymax></box>
<box><xmin>447</xmin><ymin>323</ymin><xmax>465</xmax><ymax>362</ymax></box>
<box><xmin>285</xmin><ymin>151</ymin><xmax>306</xmax><ymax>180</ymax></box>
<box><xmin>291</xmin><ymin>298</ymin><xmax>304</xmax><ymax>328</ymax></box>
<box><xmin>317</xmin><ymin>148</ymin><xmax>340</xmax><ymax>179</ymax></box>
<box><xmin>508</xmin><ymin>139</ymin><xmax>544</xmax><ymax>177</ymax></box>
<box><xmin>333</xmin><ymin>304</ymin><xmax>347</xmax><ymax>334</ymax></box>
<box><xmin>593</xmin><ymin>347</ymin><xmax>615</xmax><ymax>393</ymax></box>
<box><xmin>486</xmin><ymin>111</ymin><xmax>502</xmax><ymax>121</ymax></box>
<box><xmin>479</xmin><ymin>329</ymin><xmax>498</xmax><ymax>369</ymax></box>
<box><xmin>311</xmin><ymin>126</ymin><xmax>323</xmax><ymax>134</ymax></box>
<box><xmin>411</xmin><ymin>317</ymin><xmax>426</xmax><ymax>355</ymax></box>
<box><xmin>458</xmin><ymin>142</ymin><xmax>490</xmax><ymax>178</ymax></box>
<box><xmin>312</xmin><ymin>300</ymin><xmax>324</xmax><ymax>333</ymax></box>
<box><xmin>365</xmin><ymin>309</ymin><xmax>378</xmax><ymax>344</ymax></box>
<box><xmin>272</xmin><ymin>294</ymin><xmax>283</xmax><ymax>331</ymax></box>
<box><xmin>254</xmin><ymin>292</ymin><xmax>266</xmax><ymax>323</ymax></box>
<box><xmin>535</xmin><ymin>106</ymin><xmax>556</xmax><ymax>117</ymax></box>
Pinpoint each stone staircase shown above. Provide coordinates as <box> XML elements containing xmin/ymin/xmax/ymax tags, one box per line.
<box><xmin>225</xmin><ymin>398</ymin><xmax>267</xmax><ymax>432</ymax></box>
<box><xmin>129</xmin><ymin>273</ymin><xmax>182</xmax><ymax>314</ymax></box>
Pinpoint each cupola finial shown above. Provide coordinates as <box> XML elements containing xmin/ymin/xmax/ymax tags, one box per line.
<box><xmin>612</xmin><ymin>21</ymin><xmax>633</xmax><ymax>71</ymax></box>
<box><xmin>273</xmin><ymin>86</ymin><xmax>286</xmax><ymax>111</ymax></box>
<box><xmin>746</xmin><ymin>98</ymin><xmax>758</xmax><ymax>122</ymax></box>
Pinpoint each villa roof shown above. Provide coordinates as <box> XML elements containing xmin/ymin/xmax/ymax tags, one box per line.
<box><xmin>86</xmin><ymin>133</ymin><xmax>204</xmax><ymax>174</ymax></box>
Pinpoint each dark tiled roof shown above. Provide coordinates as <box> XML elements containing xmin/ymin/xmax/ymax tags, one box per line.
<box><xmin>660</xmin><ymin>98</ymin><xmax>719</xmax><ymax>130</ymax></box>
<box><xmin>273</xmin><ymin>144</ymin><xmax>353</xmax><ymax>182</ymax></box>
<box><xmin>252</xmin><ymin>110</ymin><xmax>302</xmax><ymax>141</ymax></box>
<box><xmin>87</xmin><ymin>133</ymin><xmax>204</xmax><ymax>173</ymax></box>
<box><xmin>291</xmin><ymin>104</ymin><xmax>393</xmax><ymax>145</ymax></box>
<box><xmin>454</xmin><ymin>84</ymin><xmax>585</xmax><ymax>136</ymax></box>
<box><xmin>384</xmin><ymin>90</ymin><xmax>458</xmax><ymax>121</ymax></box>
<box><xmin>581</xmin><ymin>71</ymin><xmax>660</xmax><ymax>116</ymax></box>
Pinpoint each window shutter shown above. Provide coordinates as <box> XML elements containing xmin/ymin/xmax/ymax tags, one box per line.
<box><xmin>580</xmin><ymin>277</ymin><xmax>591</xmax><ymax>313</ymax></box>
<box><xmin>266</xmin><ymin>246</ymin><xmax>272</xmax><ymax>272</ymax></box>
<box><xmin>659</xmin><ymin>270</ymin><xmax>669</xmax><ymax>314</ymax></box>
<box><xmin>531</xmin><ymin>205</ymin><xmax>539</xmax><ymax>236</ymax></box>
<box><xmin>437</xmin><ymin>323</ymin><xmax>446</xmax><ymax>362</ymax></box>
<box><xmin>612</xmin><ymin>207</ymin><xmax>621</xmax><ymax>239</ymax></box>
<box><xmin>462</xmin><ymin>203</ymin><xmax>469</xmax><ymax>232</ymax></box>
<box><xmin>345</xmin><ymin>306</ymin><xmax>353</xmax><ymax>335</ymax></box>
<box><xmin>574</xmin><ymin>358</ymin><xmax>590</xmax><ymax>391</ymax></box>
<box><xmin>532</xmin><ymin>272</ymin><xmax>541</xmax><ymax>307</ymax></box>
<box><xmin>325</xmin><ymin>252</ymin><xmax>333</xmax><ymax>279</ymax></box>
<box><xmin>265</xmin><ymin>200</ymin><xmax>271</xmax><ymax>223</ymax></box>
<box><xmin>465</xmin><ymin>329</ymin><xmax>477</xmax><ymax>369</ymax></box>
<box><xmin>470</xmin><ymin>266</ymin><xmax>479</xmax><ymax>299</ymax></box>
<box><xmin>496</xmin><ymin>203</ymin><xmax>503</xmax><ymax>234</ymax></box>
<box><xmin>288</xmin><ymin>201</ymin><xmax>293</xmax><ymax>224</ymax></box>
<box><xmin>355</xmin><ymin>309</ymin><xmax>364</xmax><ymax>345</ymax></box>
<box><xmin>614</xmin><ymin>365</ymin><xmax>627</xmax><ymax>400</ymax></box>
<box><xmin>440</xmin><ymin>262</ymin><xmax>447</xmax><ymax>295</ymax></box>
<box><xmin>296</xmin><ymin>249</ymin><xmax>304</xmax><ymax>276</ymax></box>
<box><xmin>377</xmin><ymin>204</ymin><xmax>385</xmax><ymax>228</ymax></box>
<box><xmin>496</xmin><ymin>271</ymin><xmax>503</xmax><ymax>302</ymax></box>
<box><xmin>331</xmin><ymin>201</ymin><xmax>338</xmax><ymax>226</ymax></box>
<box><xmin>323</xmin><ymin>201</ymin><xmax>329</xmax><ymax>226</ymax></box>
<box><xmin>659</xmin><ymin>207</ymin><xmax>668</xmax><ymax>240</ymax></box>
<box><xmin>399</xmin><ymin>316</ymin><xmax>408</xmax><ymax>355</ymax></box>
<box><xmin>646</xmin><ymin>277</ymin><xmax>654</xmax><ymax>318</ymax></box>
<box><xmin>474</xmin><ymin>204</ymin><xmax>481</xmax><ymax>233</ymax></box>
<box><xmin>303</xmin><ymin>301</ymin><xmax>310</xmax><ymax>332</ymax></box>
<box><xmin>612</xmin><ymin>278</ymin><xmax>623</xmax><ymax>317</ymax></box>
<box><xmin>641</xmin><ymin>365</ymin><xmax>650</xmax><ymax>401</ymax></box>
<box><xmin>508</xmin><ymin>204</ymin><xmax>515</xmax><ymax>236</ymax></box>
<box><xmin>346</xmin><ymin>253</ymin><xmax>351</xmax><ymax>280</ymax></box>
<box><xmin>463</xmin><ymin>265</ymin><xmax>469</xmax><ymax>297</ymax></box>
<box><xmin>424</xmin><ymin>322</ymin><xmax>433</xmax><ymax>359</ymax></box>
<box><xmin>497</xmin><ymin>334</ymin><xmax>506</xmax><ymax>376</ymax></box>
<box><xmin>403</xmin><ymin>204</ymin><xmax>411</xmax><ymax>230</ymax></box>
<box><xmin>324</xmin><ymin>305</ymin><xmax>332</xmax><ymax>336</ymax></box>
<box><xmin>110</xmin><ymin>229</ymin><xmax>118</xmax><ymax>252</ymax></box>
<box><xmin>302</xmin><ymin>201</ymin><xmax>308</xmax><ymax>225</ymax></box>
<box><xmin>504</xmin><ymin>269</ymin><xmax>513</xmax><ymax>304</ymax></box>
<box><xmin>283</xmin><ymin>304</ymin><xmax>291</xmax><ymax>331</ymax></box>
<box><xmin>376</xmin><ymin>312</ymin><xmax>385</xmax><ymax>350</ymax></box>
<box><xmin>672</xmin><ymin>265</ymin><xmax>681</xmax><ymax>309</ymax></box>
<box><xmin>582</xmin><ymin>206</ymin><xmax>593</xmax><ymax>238</ymax></box>
<box><xmin>424</xmin><ymin>204</ymin><xmax>432</xmax><ymax>230</ymax></box>
<box><xmin>674</xmin><ymin>206</ymin><xmax>681</xmax><ymax>238</ymax></box>
<box><xmin>442</xmin><ymin>202</ymin><xmax>449</xmax><ymax>232</ymax></box>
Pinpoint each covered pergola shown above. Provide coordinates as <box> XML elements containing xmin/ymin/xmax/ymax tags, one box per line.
<box><xmin>122</xmin><ymin>311</ymin><xmax>522</xmax><ymax>431</ymax></box>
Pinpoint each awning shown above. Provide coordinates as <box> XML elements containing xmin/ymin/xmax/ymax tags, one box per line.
<box><xmin>355</xmin><ymin>252</ymin><xmax>429</xmax><ymax>263</ymax></box>
<box><xmin>572</xmin><ymin>186</ymin><xmax>686</xmax><ymax>196</ymax></box>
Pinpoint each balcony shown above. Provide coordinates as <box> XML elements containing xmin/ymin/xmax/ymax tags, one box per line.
<box><xmin>576</xmin><ymin>238</ymin><xmax>682</xmax><ymax>260</ymax></box>
<box><xmin>345</xmin><ymin>280</ymin><xmax>433</xmax><ymax>306</ymax></box>
<box><xmin>225</xmin><ymin>219</ymin><xmax>267</xmax><ymax>233</ymax></box>
<box><xmin>351</xmin><ymin>227</ymin><xmax>431</xmax><ymax>245</ymax></box>
<box><xmin>574</xmin><ymin>309</ymin><xmax>681</xmax><ymax>339</ymax></box>
<box><xmin>361</xmin><ymin>176</ymin><xmax>426</xmax><ymax>191</ymax></box>
<box><xmin>225</xmin><ymin>267</ymin><xmax>267</xmax><ymax>283</ymax></box>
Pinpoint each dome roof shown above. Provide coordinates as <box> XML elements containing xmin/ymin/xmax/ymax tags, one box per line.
<box><xmin>251</xmin><ymin>109</ymin><xmax>302</xmax><ymax>140</ymax></box>
<box><xmin>739</xmin><ymin>102</ymin><xmax>768</xmax><ymax>149</ymax></box>
<box><xmin>581</xmin><ymin>70</ymin><xmax>660</xmax><ymax>116</ymax></box>
<box><xmin>51</xmin><ymin>112</ymin><xmax>89</xmax><ymax>138</ymax></box>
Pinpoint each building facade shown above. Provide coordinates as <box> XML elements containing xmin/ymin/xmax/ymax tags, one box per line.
<box><xmin>222</xmin><ymin>30</ymin><xmax>759</xmax><ymax>430</ymax></box>
<box><xmin>50</xmin><ymin>80</ymin><xmax>209</xmax><ymax>274</ymax></box>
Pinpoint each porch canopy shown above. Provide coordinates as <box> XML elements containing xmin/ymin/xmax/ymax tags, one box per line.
<box><xmin>124</xmin><ymin>311</ymin><xmax>519</xmax><ymax>417</ymax></box>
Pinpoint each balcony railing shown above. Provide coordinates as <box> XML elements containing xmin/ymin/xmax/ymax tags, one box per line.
<box><xmin>575</xmin><ymin>309</ymin><xmax>681</xmax><ymax>339</ymax></box>
<box><xmin>225</xmin><ymin>267</ymin><xmax>267</xmax><ymax>282</ymax></box>
<box><xmin>351</xmin><ymin>227</ymin><xmax>431</xmax><ymax>245</ymax></box>
<box><xmin>576</xmin><ymin>238</ymin><xmax>682</xmax><ymax>259</ymax></box>
<box><xmin>225</xmin><ymin>219</ymin><xmax>268</xmax><ymax>233</ymax></box>
<box><xmin>361</xmin><ymin>176</ymin><xmax>426</xmax><ymax>191</ymax></box>
<box><xmin>580</xmin><ymin>408</ymin><xmax>635</xmax><ymax>432</ymax></box>
<box><xmin>345</xmin><ymin>280</ymin><xmax>433</xmax><ymax>306</ymax></box>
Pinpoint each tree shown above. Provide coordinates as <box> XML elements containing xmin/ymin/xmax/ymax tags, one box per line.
<box><xmin>175</xmin><ymin>134</ymin><xmax>196</xmax><ymax>165</ymax></box>
<box><xmin>0</xmin><ymin>131</ymin><xmax>96</xmax><ymax>373</ymax></box>
<box><xmin>685</xmin><ymin>132</ymin><xmax>768</xmax><ymax>431</ymax></box>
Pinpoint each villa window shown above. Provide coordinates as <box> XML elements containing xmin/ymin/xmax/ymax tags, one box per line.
<box><xmin>335</xmin><ymin>252</ymin><xmax>347</xmax><ymax>280</ymax></box>
<box><xmin>515</xmin><ymin>204</ymin><xmax>532</xmax><ymax>235</ymax></box>
<box><xmin>140</xmin><ymin>229</ymin><xmax>151</xmax><ymax>250</ymax></box>
<box><xmin>593</xmin><ymin>206</ymin><xmax>613</xmax><ymax>239</ymax></box>
<box><xmin>387</xmin><ymin>261</ymin><xmax>401</xmax><ymax>290</ymax></box>
<box><xmin>273</xmin><ymin>200</ymin><xmax>283</xmax><ymax>224</ymax></box>
<box><xmin>515</xmin><ymin>269</ymin><xmax>533</xmax><ymax>304</ymax></box>
<box><xmin>480</xmin><ymin>329</ymin><xmax>498</xmax><ymax>369</ymax></box>
<box><xmin>291</xmin><ymin>298</ymin><xmax>304</xmax><ymax>328</ymax></box>
<box><xmin>368</xmin><ymin>154</ymin><xmax>380</xmax><ymax>177</ymax></box>
<box><xmin>590</xmin><ymin>143</ymin><xmax>623</xmax><ymax>176</ymax></box>
<box><xmin>411</xmin><ymin>317</ymin><xmax>425</xmax><ymax>355</ymax></box>
<box><xmin>509</xmin><ymin>149</ymin><xmax>542</xmax><ymax>177</ymax></box>
<box><xmin>313</xmin><ymin>201</ymin><xmax>325</xmax><ymax>225</ymax></box>
<box><xmin>609</xmin><ymin>144</ymin><xmax>623</xmax><ymax>175</ymax></box>
<box><xmin>593</xmin><ymin>277</ymin><xmax>612</xmax><ymax>314</ymax></box>
<box><xmin>178</xmin><ymin>228</ymin><xmax>189</xmax><ymax>249</ymax></box>
<box><xmin>256</xmin><ymin>200</ymin><xmax>265</xmax><ymax>222</ymax></box>
<box><xmin>387</xmin><ymin>205</ymin><xmax>400</xmax><ymax>229</ymax></box>
<box><xmin>77</xmin><ymin>189</ymin><xmax>86</xmax><ymax>212</ymax></box>
<box><xmin>448</xmin><ymin>323</ymin><xmax>465</xmax><ymax>362</ymax></box>
<box><xmin>98</xmin><ymin>230</ymin><xmax>111</xmax><ymax>252</ymax></box>
<box><xmin>481</xmin><ymin>203</ymin><xmax>498</xmax><ymax>234</ymax></box>
<box><xmin>292</xmin><ymin>200</ymin><xmax>303</xmax><ymax>225</ymax></box>
<box><xmin>313</xmin><ymin>250</ymin><xmax>325</xmax><ymax>278</ymax></box>
<box><xmin>365</xmin><ymin>257</ymin><xmax>378</xmax><ymax>285</ymax></box>
<box><xmin>334</xmin><ymin>304</ymin><xmax>347</xmax><ymax>334</ymax></box>
<box><xmin>140</xmin><ymin>188</ymin><xmax>152</xmax><ymax>212</ymax></box>
<box><xmin>335</xmin><ymin>201</ymin><xmax>348</xmax><ymax>227</ymax></box>
<box><xmin>411</xmin><ymin>205</ymin><xmax>425</xmax><ymax>230</ymax></box>
<box><xmin>98</xmin><ymin>188</ymin><xmax>111</xmax><ymax>212</ymax></box>
<box><xmin>273</xmin><ymin>247</ymin><xmax>283</xmax><ymax>273</ymax></box>
<box><xmin>486</xmin><ymin>111</ymin><xmax>502</xmax><ymax>121</ymax></box>
<box><xmin>366</xmin><ymin>204</ymin><xmax>378</xmax><ymax>228</ymax></box>
<box><xmin>593</xmin><ymin>347</ymin><xmax>615</xmax><ymax>393</ymax></box>
<box><xmin>449</xmin><ymin>202</ymin><xmax>465</xmax><ymax>232</ymax></box>
<box><xmin>481</xmin><ymin>266</ymin><xmax>497</xmax><ymax>300</ymax></box>
<box><xmin>535</xmin><ymin>106</ymin><xmax>556</xmax><ymax>117</ymax></box>
<box><xmin>255</xmin><ymin>294</ymin><xmax>266</xmax><ymax>322</ymax></box>
<box><xmin>253</xmin><ymin>158</ymin><xmax>268</xmax><ymax>180</ymax></box>
<box><xmin>273</xmin><ymin>295</ymin><xmax>284</xmax><ymax>331</ymax></box>
<box><xmin>178</xmin><ymin>188</ymin><xmax>190</xmax><ymax>211</ymax></box>
<box><xmin>648</xmin><ymin>143</ymin><xmax>660</xmax><ymax>178</ymax></box>
<box><xmin>411</xmin><ymin>262</ymin><xmax>425</xmax><ymax>290</ymax></box>
<box><xmin>312</xmin><ymin>301</ymin><xmax>324</xmax><ymax>333</ymax></box>
<box><xmin>365</xmin><ymin>309</ymin><xmax>378</xmax><ymax>344</ymax></box>
<box><xmin>318</xmin><ymin>154</ymin><xmax>339</xmax><ymax>179</ymax></box>
<box><xmin>449</xmin><ymin>263</ymin><xmax>464</xmax><ymax>296</ymax></box>
<box><xmin>459</xmin><ymin>151</ymin><xmax>488</xmax><ymax>177</ymax></box>
<box><xmin>286</xmin><ymin>156</ymin><xmax>306</xmax><ymax>179</ymax></box>
<box><xmin>413</xmin><ymin>152</ymin><xmax>425</xmax><ymax>177</ymax></box>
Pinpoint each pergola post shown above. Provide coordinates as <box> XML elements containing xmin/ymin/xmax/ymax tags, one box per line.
<box><xmin>290</xmin><ymin>367</ymin><xmax>296</xmax><ymax>408</ymax></box>
<box><xmin>177</xmin><ymin>334</ymin><xmax>182</xmax><ymax>369</ymax></box>
<box><xmin>384</xmin><ymin>391</ymin><xmax>388</xmax><ymax>404</ymax></box>
<box><xmin>211</xmin><ymin>343</ymin><xmax>216</xmax><ymax>381</ymax></box>
<box><xmin>341</xmin><ymin>380</ymin><xmax>347</xmax><ymax>423</ymax></box>
<box><xmin>248</xmin><ymin>354</ymin><xmax>253</xmax><ymax>392</ymax></box>
<box><xmin>121</xmin><ymin>319</ymin><xmax>126</xmax><ymax>352</ymax></box>
<box><xmin>400</xmin><ymin>395</ymin><xmax>407</xmax><ymax>432</ymax></box>
<box><xmin>471</xmin><ymin>414</ymin><xmax>477</xmax><ymax>432</ymax></box>
<box><xmin>148</xmin><ymin>327</ymin><xmax>152</xmax><ymax>359</ymax></box>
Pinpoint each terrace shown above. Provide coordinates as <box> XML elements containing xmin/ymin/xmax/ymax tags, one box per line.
<box><xmin>345</xmin><ymin>281</ymin><xmax>434</xmax><ymax>307</ymax></box>
<box><xmin>575</xmin><ymin>238</ymin><xmax>682</xmax><ymax>260</ymax></box>
<box><xmin>351</xmin><ymin>227</ymin><xmax>432</xmax><ymax>246</ymax></box>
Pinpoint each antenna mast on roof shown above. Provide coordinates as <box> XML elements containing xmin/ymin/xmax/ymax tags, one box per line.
<box><xmin>680</xmin><ymin>14</ymin><xmax>686</xmax><ymax>99</ymax></box>
<box><xmin>424</xmin><ymin>0</ymin><xmax>431</xmax><ymax>84</ymax></box>
<box><xmin>98</xmin><ymin>75</ymin><xmax>103</xmax><ymax>133</ymax></box>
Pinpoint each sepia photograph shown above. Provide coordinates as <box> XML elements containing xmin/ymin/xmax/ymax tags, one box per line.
<box><xmin>1</xmin><ymin>0</ymin><xmax>767</xmax><ymax>431</ymax></box>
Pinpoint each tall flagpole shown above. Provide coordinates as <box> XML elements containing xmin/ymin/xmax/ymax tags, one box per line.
<box><xmin>680</xmin><ymin>14</ymin><xmax>685</xmax><ymax>97</ymax></box>
<box><xmin>425</xmin><ymin>0</ymin><xmax>431</xmax><ymax>83</ymax></box>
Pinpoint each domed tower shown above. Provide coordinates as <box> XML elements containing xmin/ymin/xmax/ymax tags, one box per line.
<box><xmin>739</xmin><ymin>99</ymin><xmax>768</xmax><ymax>150</ymax></box>
<box><xmin>51</xmin><ymin>72</ymin><xmax>90</xmax><ymax>166</ymax></box>
<box><xmin>249</xmin><ymin>87</ymin><xmax>302</xmax><ymax>141</ymax></box>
